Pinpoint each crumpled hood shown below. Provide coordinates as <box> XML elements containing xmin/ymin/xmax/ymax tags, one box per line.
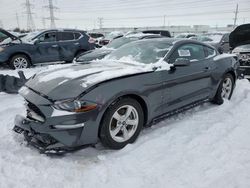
<box><xmin>229</xmin><ymin>24</ymin><xmax>250</xmax><ymax>49</ymax></box>
<box><xmin>25</xmin><ymin>61</ymin><xmax>152</xmax><ymax>101</ymax></box>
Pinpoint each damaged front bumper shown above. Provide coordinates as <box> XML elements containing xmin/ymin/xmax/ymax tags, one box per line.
<box><xmin>13</xmin><ymin>115</ymin><xmax>96</xmax><ymax>154</ymax></box>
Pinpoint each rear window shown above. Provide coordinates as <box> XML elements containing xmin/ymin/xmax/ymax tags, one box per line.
<box><xmin>58</xmin><ymin>32</ymin><xmax>74</xmax><ymax>41</ymax></box>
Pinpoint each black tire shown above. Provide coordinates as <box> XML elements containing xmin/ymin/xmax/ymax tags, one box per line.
<box><xmin>212</xmin><ymin>73</ymin><xmax>234</xmax><ymax>105</ymax></box>
<box><xmin>9</xmin><ymin>54</ymin><xmax>31</xmax><ymax>69</ymax></box>
<box><xmin>100</xmin><ymin>97</ymin><xmax>144</xmax><ymax>149</ymax></box>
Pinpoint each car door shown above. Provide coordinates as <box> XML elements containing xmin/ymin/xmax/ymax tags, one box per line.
<box><xmin>57</xmin><ymin>31</ymin><xmax>80</xmax><ymax>61</ymax></box>
<box><xmin>34</xmin><ymin>32</ymin><xmax>60</xmax><ymax>63</ymax></box>
<box><xmin>161</xmin><ymin>43</ymin><xmax>213</xmax><ymax>113</ymax></box>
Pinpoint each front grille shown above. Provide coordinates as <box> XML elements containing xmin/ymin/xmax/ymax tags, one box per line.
<box><xmin>26</xmin><ymin>101</ymin><xmax>45</xmax><ymax>122</ymax></box>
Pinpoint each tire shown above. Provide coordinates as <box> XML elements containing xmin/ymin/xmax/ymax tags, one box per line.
<box><xmin>9</xmin><ymin>54</ymin><xmax>31</xmax><ymax>69</ymax></box>
<box><xmin>100</xmin><ymin>97</ymin><xmax>144</xmax><ymax>149</ymax></box>
<box><xmin>212</xmin><ymin>73</ymin><xmax>234</xmax><ymax>105</ymax></box>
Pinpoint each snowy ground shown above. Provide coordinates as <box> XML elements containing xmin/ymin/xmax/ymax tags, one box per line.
<box><xmin>1</xmin><ymin>65</ymin><xmax>250</xmax><ymax>188</ymax></box>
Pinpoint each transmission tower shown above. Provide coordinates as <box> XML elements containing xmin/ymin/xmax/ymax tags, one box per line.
<box><xmin>44</xmin><ymin>0</ymin><xmax>58</xmax><ymax>29</ymax></box>
<box><xmin>16</xmin><ymin>13</ymin><xmax>20</xmax><ymax>29</ymax></box>
<box><xmin>98</xmin><ymin>17</ymin><xmax>103</xmax><ymax>29</ymax></box>
<box><xmin>25</xmin><ymin>0</ymin><xmax>36</xmax><ymax>31</ymax></box>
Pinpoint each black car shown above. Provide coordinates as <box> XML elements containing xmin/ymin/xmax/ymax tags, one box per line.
<box><xmin>13</xmin><ymin>38</ymin><xmax>238</xmax><ymax>153</ymax></box>
<box><xmin>142</xmin><ymin>30</ymin><xmax>171</xmax><ymax>37</ymax></box>
<box><xmin>76</xmin><ymin>33</ymin><xmax>165</xmax><ymax>62</ymax></box>
<box><xmin>0</xmin><ymin>29</ymin><xmax>95</xmax><ymax>69</ymax></box>
<box><xmin>230</xmin><ymin>24</ymin><xmax>250</xmax><ymax>78</ymax></box>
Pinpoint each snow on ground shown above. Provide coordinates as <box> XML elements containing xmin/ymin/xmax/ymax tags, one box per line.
<box><xmin>1</xmin><ymin>65</ymin><xmax>250</xmax><ymax>188</ymax></box>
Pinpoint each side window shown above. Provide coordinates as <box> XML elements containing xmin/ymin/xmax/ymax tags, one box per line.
<box><xmin>74</xmin><ymin>32</ymin><xmax>81</xmax><ymax>40</ymax></box>
<box><xmin>38</xmin><ymin>32</ymin><xmax>56</xmax><ymax>43</ymax></box>
<box><xmin>205</xmin><ymin>46</ymin><xmax>216</xmax><ymax>58</ymax></box>
<box><xmin>58</xmin><ymin>32</ymin><xmax>75</xmax><ymax>41</ymax></box>
<box><xmin>169</xmin><ymin>43</ymin><xmax>206</xmax><ymax>63</ymax></box>
<box><xmin>222</xmin><ymin>33</ymin><xmax>229</xmax><ymax>43</ymax></box>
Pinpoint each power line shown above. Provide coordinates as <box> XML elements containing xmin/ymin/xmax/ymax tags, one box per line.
<box><xmin>24</xmin><ymin>0</ymin><xmax>36</xmax><ymax>31</ymax></box>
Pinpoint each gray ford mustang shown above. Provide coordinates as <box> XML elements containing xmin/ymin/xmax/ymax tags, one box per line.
<box><xmin>13</xmin><ymin>38</ymin><xmax>239</xmax><ymax>153</ymax></box>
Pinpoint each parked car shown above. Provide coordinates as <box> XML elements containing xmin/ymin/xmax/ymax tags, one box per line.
<box><xmin>13</xmin><ymin>38</ymin><xmax>238</xmax><ymax>153</ymax></box>
<box><xmin>75</xmin><ymin>33</ymin><xmax>165</xmax><ymax>62</ymax></box>
<box><xmin>99</xmin><ymin>31</ymin><xmax>124</xmax><ymax>46</ymax></box>
<box><xmin>230</xmin><ymin>24</ymin><xmax>250</xmax><ymax>78</ymax></box>
<box><xmin>88</xmin><ymin>32</ymin><xmax>105</xmax><ymax>48</ymax></box>
<box><xmin>175</xmin><ymin>33</ymin><xmax>197</xmax><ymax>39</ymax></box>
<box><xmin>0</xmin><ymin>29</ymin><xmax>95</xmax><ymax>69</ymax></box>
<box><xmin>196</xmin><ymin>32</ymin><xmax>230</xmax><ymax>54</ymax></box>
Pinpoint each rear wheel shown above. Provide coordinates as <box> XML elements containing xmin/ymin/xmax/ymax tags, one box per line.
<box><xmin>100</xmin><ymin>98</ymin><xmax>144</xmax><ymax>149</ymax></box>
<box><xmin>9</xmin><ymin>54</ymin><xmax>31</xmax><ymax>69</ymax></box>
<box><xmin>212</xmin><ymin>73</ymin><xmax>234</xmax><ymax>105</ymax></box>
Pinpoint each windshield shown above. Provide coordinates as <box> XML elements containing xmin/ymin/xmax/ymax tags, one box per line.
<box><xmin>196</xmin><ymin>36</ymin><xmax>213</xmax><ymax>42</ymax></box>
<box><xmin>105</xmin><ymin>31</ymin><xmax>124</xmax><ymax>40</ymax></box>
<box><xmin>106</xmin><ymin>40</ymin><xmax>172</xmax><ymax>64</ymax></box>
<box><xmin>21</xmin><ymin>31</ymin><xmax>42</xmax><ymax>42</ymax></box>
<box><xmin>106</xmin><ymin>37</ymin><xmax>138</xmax><ymax>49</ymax></box>
<box><xmin>202</xmin><ymin>34</ymin><xmax>223</xmax><ymax>43</ymax></box>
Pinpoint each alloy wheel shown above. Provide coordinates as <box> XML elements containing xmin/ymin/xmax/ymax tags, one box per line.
<box><xmin>221</xmin><ymin>77</ymin><xmax>233</xmax><ymax>99</ymax></box>
<box><xmin>13</xmin><ymin>57</ymin><xmax>28</xmax><ymax>69</ymax></box>
<box><xmin>109</xmin><ymin>105</ymin><xmax>139</xmax><ymax>143</ymax></box>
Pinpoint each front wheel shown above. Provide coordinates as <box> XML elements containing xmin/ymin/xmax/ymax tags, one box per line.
<box><xmin>9</xmin><ymin>54</ymin><xmax>31</xmax><ymax>69</ymax></box>
<box><xmin>100</xmin><ymin>98</ymin><xmax>144</xmax><ymax>149</ymax></box>
<box><xmin>212</xmin><ymin>73</ymin><xmax>234</xmax><ymax>105</ymax></box>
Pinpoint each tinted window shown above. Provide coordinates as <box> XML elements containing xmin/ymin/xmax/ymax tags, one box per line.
<box><xmin>222</xmin><ymin>33</ymin><xmax>229</xmax><ymax>43</ymax></box>
<box><xmin>38</xmin><ymin>32</ymin><xmax>56</xmax><ymax>43</ymax></box>
<box><xmin>74</xmin><ymin>32</ymin><xmax>81</xmax><ymax>40</ymax></box>
<box><xmin>58</xmin><ymin>32</ymin><xmax>74</xmax><ymax>41</ymax></box>
<box><xmin>169</xmin><ymin>43</ymin><xmax>206</xmax><ymax>63</ymax></box>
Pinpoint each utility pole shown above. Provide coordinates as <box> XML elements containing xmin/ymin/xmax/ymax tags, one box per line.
<box><xmin>24</xmin><ymin>0</ymin><xmax>36</xmax><ymax>31</ymax></box>
<box><xmin>44</xmin><ymin>0</ymin><xmax>58</xmax><ymax>29</ymax></box>
<box><xmin>233</xmin><ymin>3</ymin><xmax>239</xmax><ymax>28</ymax></box>
<box><xmin>98</xmin><ymin>17</ymin><xmax>103</xmax><ymax>29</ymax></box>
<box><xmin>16</xmin><ymin>13</ymin><xmax>20</xmax><ymax>29</ymax></box>
<box><xmin>163</xmin><ymin>15</ymin><xmax>166</xmax><ymax>27</ymax></box>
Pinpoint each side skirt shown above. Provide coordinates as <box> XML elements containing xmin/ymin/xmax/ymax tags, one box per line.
<box><xmin>149</xmin><ymin>98</ymin><xmax>210</xmax><ymax>126</ymax></box>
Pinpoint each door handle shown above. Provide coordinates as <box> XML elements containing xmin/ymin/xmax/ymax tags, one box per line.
<box><xmin>74</xmin><ymin>42</ymin><xmax>80</xmax><ymax>45</ymax></box>
<box><xmin>204</xmin><ymin>67</ymin><xmax>211</xmax><ymax>71</ymax></box>
<box><xmin>52</xmin><ymin>44</ymin><xmax>58</xmax><ymax>48</ymax></box>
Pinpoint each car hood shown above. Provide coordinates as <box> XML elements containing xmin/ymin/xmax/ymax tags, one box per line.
<box><xmin>232</xmin><ymin>44</ymin><xmax>250</xmax><ymax>53</ymax></box>
<box><xmin>25</xmin><ymin>61</ymin><xmax>153</xmax><ymax>101</ymax></box>
<box><xmin>229</xmin><ymin>24</ymin><xmax>250</xmax><ymax>49</ymax></box>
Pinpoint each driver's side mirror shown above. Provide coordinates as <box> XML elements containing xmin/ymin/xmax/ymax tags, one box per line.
<box><xmin>173</xmin><ymin>58</ymin><xmax>190</xmax><ymax>66</ymax></box>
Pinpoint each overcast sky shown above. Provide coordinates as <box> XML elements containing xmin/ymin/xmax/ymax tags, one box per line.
<box><xmin>0</xmin><ymin>0</ymin><xmax>250</xmax><ymax>30</ymax></box>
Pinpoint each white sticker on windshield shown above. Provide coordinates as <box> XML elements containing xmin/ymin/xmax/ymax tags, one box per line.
<box><xmin>178</xmin><ymin>49</ymin><xmax>191</xmax><ymax>57</ymax></box>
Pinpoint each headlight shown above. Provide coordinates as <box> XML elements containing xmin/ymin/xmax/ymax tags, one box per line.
<box><xmin>0</xmin><ymin>47</ymin><xmax>5</xmax><ymax>52</ymax></box>
<box><xmin>53</xmin><ymin>99</ymin><xmax>97</xmax><ymax>112</ymax></box>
